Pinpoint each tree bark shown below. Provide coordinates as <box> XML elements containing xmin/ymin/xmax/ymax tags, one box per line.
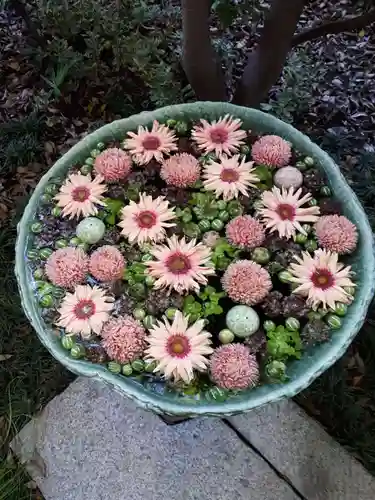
<box><xmin>233</xmin><ymin>0</ymin><xmax>305</xmax><ymax>108</ymax></box>
<box><xmin>292</xmin><ymin>9</ymin><xmax>375</xmax><ymax>47</ymax></box>
<box><xmin>181</xmin><ymin>0</ymin><xmax>227</xmax><ymax>101</ymax></box>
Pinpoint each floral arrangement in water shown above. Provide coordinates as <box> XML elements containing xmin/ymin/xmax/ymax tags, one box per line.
<box><xmin>27</xmin><ymin>115</ymin><xmax>358</xmax><ymax>402</ymax></box>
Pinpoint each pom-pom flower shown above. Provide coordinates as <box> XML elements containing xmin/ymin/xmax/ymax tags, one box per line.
<box><xmin>145</xmin><ymin>310</ymin><xmax>213</xmax><ymax>383</ymax></box>
<box><xmin>210</xmin><ymin>344</ymin><xmax>260</xmax><ymax>390</ymax></box>
<box><xmin>226</xmin><ymin>215</ymin><xmax>265</xmax><ymax>250</ymax></box>
<box><xmin>145</xmin><ymin>235</ymin><xmax>215</xmax><ymax>294</ymax></box>
<box><xmin>315</xmin><ymin>215</ymin><xmax>358</xmax><ymax>254</ymax></box>
<box><xmin>123</xmin><ymin>120</ymin><xmax>177</xmax><ymax>165</ymax></box>
<box><xmin>258</xmin><ymin>186</ymin><xmax>320</xmax><ymax>239</ymax></box>
<box><xmin>101</xmin><ymin>315</ymin><xmax>146</xmax><ymax>364</ymax></box>
<box><xmin>56</xmin><ymin>285</ymin><xmax>113</xmax><ymax>338</ymax></box>
<box><xmin>252</xmin><ymin>135</ymin><xmax>291</xmax><ymax>168</ymax></box>
<box><xmin>94</xmin><ymin>148</ymin><xmax>132</xmax><ymax>182</ymax></box>
<box><xmin>288</xmin><ymin>249</ymin><xmax>355</xmax><ymax>310</ymax></box>
<box><xmin>192</xmin><ymin>114</ymin><xmax>247</xmax><ymax>156</ymax></box>
<box><xmin>89</xmin><ymin>245</ymin><xmax>125</xmax><ymax>282</ymax></box>
<box><xmin>118</xmin><ymin>193</ymin><xmax>176</xmax><ymax>245</ymax></box>
<box><xmin>54</xmin><ymin>173</ymin><xmax>107</xmax><ymax>219</ymax></box>
<box><xmin>202</xmin><ymin>155</ymin><xmax>259</xmax><ymax>201</ymax></box>
<box><xmin>222</xmin><ymin>260</ymin><xmax>272</xmax><ymax>305</ymax></box>
<box><xmin>45</xmin><ymin>247</ymin><xmax>89</xmax><ymax>289</ymax></box>
<box><xmin>160</xmin><ymin>153</ymin><xmax>200</xmax><ymax>188</ymax></box>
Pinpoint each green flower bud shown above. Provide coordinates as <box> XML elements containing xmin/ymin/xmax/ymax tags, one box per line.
<box><xmin>304</xmin><ymin>156</ymin><xmax>315</xmax><ymax>167</ymax></box>
<box><xmin>320</xmin><ymin>186</ymin><xmax>331</xmax><ymax>196</ymax></box>
<box><xmin>218</xmin><ymin>210</ymin><xmax>230</xmax><ymax>222</ymax></box>
<box><xmin>333</xmin><ymin>303</ymin><xmax>348</xmax><ymax>317</ymax></box>
<box><xmin>216</xmin><ymin>200</ymin><xmax>227</xmax><ymax>211</ymax></box>
<box><xmin>69</xmin><ymin>236</ymin><xmax>81</xmax><ymax>246</ymax></box>
<box><xmin>266</xmin><ymin>360</ymin><xmax>287</xmax><ymax>380</ymax></box>
<box><xmin>39</xmin><ymin>294</ymin><xmax>53</xmax><ymax>308</ymax></box>
<box><xmin>308</xmin><ymin>198</ymin><xmax>318</xmax><ymax>207</ymax></box>
<box><xmin>326</xmin><ymin>314</ymin><xmax>342</xmax><ymax>330</ymax></box>
<box><xmin>45</xmin><ymin>183</ymin><xmax>57</xmax><ymax>195</ymax></box>
<box><xmin>108</xmin><ymin>361</ymin><xmax>122</xmax><ymax>374</ymax></box>
<box><xmin>227</xmin><ymin>201</ymin><xmax>243</xmax><ymax>217</ymax></box>
<box><xmin>145</xmin><ymin>360</ymin><xmax>157</xmax><ymax>373</ymax></box>
<box><xmin>263</xmin><ymin>320</ymin><xmax>276</xmax><ymax>332</ymax></box>
<box><xmin>39</xmin><ymin>248</ymin><xmax>53</xmax><ymax>260</ymax></box>
<box><xmin>181</xmin><ymin>209</ymin><xmax>193</xmax><ymax>223</ymax></box>
<box><xmin>145</xmin><ymin>275</ymin><xmax>155</xmax><ymax>287</ymax></box>
<box><xmin>122</xmin><ymin>364</ymin><xmax>133</xmax><ymax>376</ymax></box>
<box><xmin>77</xmin><ymin>242</ymin><xmax>89</xmax><ymax>251</ymax></box>
<box><xmin>344</xmin><ymin>286</ymin><xmax>356</xmax><ymax>296</ymax></box>
<box><xmin>39</xmin><ymin>283</ymin><xmax>54</xmax><ymax>295</ymax></box>
<box><xmin>55</xmin><ymin>239</ymin><xmax>68</xmax><ymax>249</ymax></box>
<box><xmin>304</xmin><ymin>239</ymin><xmax>318</xmax><ymax>252</ymax></box>
<box><xmin>97</xmin><ymin>142</ymin><xmax>105</xmax><ymax>150</ymax></box>
<box><xmin>70</xmin><ymin>344</ymin><xmax>86</xmax><ymax>359</ymax></box>
<box><xmin>143</xmin><ymin>315</ymin><xmax>156</xmax><ymax>329</ymax></box>
<box><xmin>198</xmin><ymin>220</ymin><xmax>211</xmax><ymax>232</ymax></box>
<box><xmin>61</xmin><ymin>335</ymin><xmax>75</xmax><ymax>350</ymax></box>
<box><xmin>141</xmin><ymin>253</ymin><xmax>153</xmax><ymax>262</ymax></box>
<box><xmin>301</xmin><ymin>224</ymin><xmax>312</xmax><ymax>234</ymax></box>
<box><xmin>252</xmin><ymin>200</ymin><xmax>264</xmax><ymax>212</ymax></box>
<box><xmin>251</xmin><ymin>247</ymin><xmax>270</xmax><ymax>264</ymax></box>
<box><xmin>207</xmin><ymin>386</ymin><xmax>228</xmax><ymax>402</ymax></box>
<box><xmin>40</xmin><ymin>193</ymin><xmax>52</xmax><ymax>205</ymax></box>
<box><xmin>31</xmin><ymin>222</ymin><xmax>43</xmax><ymax>234</ymax></box>
<box><xmin>285</xmin><ymin>317</ymin><xmax>300</xmax><ymax>331</ymax></box>
<box><xmin>52</xmin><ymin>287</ymin><xmax>65</xmax><ymax>299</ymax></box>
<box><xmin>278</xmin><ymin>270</ymin><xmax>293</xmax><ymax>283</ymax></box>
<box><xmin>80</xmin><ymin>164</ymin><xmax>92</xmax><ymax>175</ymax></box>
<box><xmin>296</xmin><ymin>160</ymin><xmax>307</xmax><ymax>171</ymax></box>
<box><xmin>166</xmin><ymin>119</ymin><xmax>177</xmax><ymax>128</ymax></box>
<box><xmin>184</xmin><ymin>223</ymin><xmax>201</xmax><ymax>239</ymax></box>
<box><xmin>131</xmin><ymin>359</ymin><xmax>145</xmax><ymax>372</ymax></box>
<box><xmin>218</xmin><ymin>329</ymin><xmax>235</xmax><ymax>344</ymax></box>
<box><xmin>307</xmin><ymin>311</ymin><xmax>323</xmax><ymax>321</ymax></box>
<box><xmin>51</xmin><ymin>206</ymin><xmax>62</xmax><ymax>217</ymax></box>
<box><xmin>131</xmin><ymin>283</ymin><xmax>146</xmax><ymax>298</ymax></box>
<box><xmin>85</xmin><ymin>157</ymin><xmax>94</xmax><ymax>166</ymax></box>
<box><xmin>211</xmin><ymin>219</ymin><xmax>224</xmax><ymax>231</ymax></box>
<box><xmin>165</xmin><ymin>308</ymin><xmax>178</xmax><ymax>320</ymax></box>
<box><xmin>240</xmin><ymin>145</ymin><xmax>250</xmax><ymax>155</ymax></box>
<box><xmin>295</xmin><ymin>233</ymin><xmax>307</xmax><ymax>244</ymax></box>
<box><xmin>27</xmin><ymin>249</ymin><xmax>39</xmax><ymax>261</ymax></box>
<box><xmin>133</xmin><ymin>308</ymin><xmax>146</xmax><ymax>320</ymax></box>
<box><xmin>33</xmin><ymin>268</ymin><xmax>44</xmax><ymax>280</ymax></box>
<box><xmin>90</xmin><ymin>149</ymin><xmax>100</xmax><ymax>158</ymax></box>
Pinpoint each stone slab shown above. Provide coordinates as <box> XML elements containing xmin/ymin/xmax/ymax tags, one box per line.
<box><xmin>11</xmin><ymin>378</ymin><xmax>300</xmax><ymax>500</ymax></box>
<box><xmin>228</xmin><ymin>400</ymin><xmax>375</xmax><ymax>500</ymax></box>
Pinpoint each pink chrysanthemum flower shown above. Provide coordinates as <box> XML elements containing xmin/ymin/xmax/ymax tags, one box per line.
<box><xmin>145</xmin><ymin>311</ymin><xmax>213</xmax><ymax>383</ymax></box>
<box><xmin>315</xmin><ymin>215</ymin><xmax>358</xmax><ymax>254</ymax></box>
<box><xmin>226</xmin><ymin>215</ymin><xmax>265</xmax><ymax>250</ymax></box>
<box><xmin>54</xmin><ymin>173</ymin><xmax>107</xmax><ymax>219</ymax></box>
<box><xmin>251</xmin><ymin>135</ymin><xmax>291</xmax><ymax>168</ymax></box>
<box><xmin>123</xmin><ymin>120</ymin><xmax>177</xmax><ymax>165</ymax></box>
<box><xmin>202</xmin><ymin>155</ymin><xmax>259</xmax><ymax>201</ymax></box>
<box><xmin>145</xmin><ymin>235</ymin><xmax>215</xmax><ymax>294</ymax></box>
<box><xmin>56</xmin><ymin>285</ymin><xmax>113</xmax><ymax>338</ymax></box>
<box><xmin>101</xmin><ymin>315</ymin><xmax>146</xmax><ymax>364</ymax></box>
<box><xmin>210</xmin><ymin>344</ymin><xmax>260</xmax><ymax>390</ymax></box>
<box><xmin>192</xmin><ymin>114</ymin><xmax>247</xmax><ymax>156</ymax></box>
<box><xmin>288</xmin><ymin>249</ymin><xmax>355</xmax><ymax>310</ymax></box>
<box><xmin>258</xmin><ymin>186</ymin><xmax>320</xmax><ymax>239</ymax></box>
<box><xmin>94</xmin><ymin>148</ymin><xmax>132</xmax><ymax>182</ymax></box>
<box><xmin>89</xmin><ymin>245</ymin><xmax>125</xmax><ymax>282</ymax></box>
<box><xmin>118</xmin><ymin>193</ymin><xmax>176</xmax><ymax>245</ymax></box>
<box><xmin>160</xmin><ymin>153</ymin><xmax>200</xmax><ymax>188</ymax></box>
<box><xmin>222</xmin><ymin>260</ymin><xmax>272</xmax><ymax>305</ymax></box>
<box><xmin>45</xmin><ymin>247</ymin><xmax>89</xmax><ymax>289</ymax></box>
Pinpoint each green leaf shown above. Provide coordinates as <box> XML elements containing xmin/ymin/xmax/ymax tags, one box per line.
<box><xmin>254</xmin><ymin>165</ymin><xmax>273</xmax><ymax>183</ymax></box>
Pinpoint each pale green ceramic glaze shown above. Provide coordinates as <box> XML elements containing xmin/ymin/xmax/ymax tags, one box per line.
<box><xmin>15</xmin><ymin>102</ymin><xmax>375</xmax><ymax>417</ymax></box>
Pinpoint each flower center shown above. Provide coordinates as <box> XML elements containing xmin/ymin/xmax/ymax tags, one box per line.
<box><xmin>73</xmin><ymin>299</ymin><xmax>96</xmax><ymax>320</ymax></box>
<box><xmin>311</xmin><ymin>268</ymin><xmax>335</xmax><ymax>290</ymax></box>
<box><xmin>136</xmin><ymin>210</ymin><xmax>157</xmax><ymax>229</ymax></box>
<box><xmin>142</xmin><ymin>135</ymin><xmax>161</xmax><ymax>151</ymax></box>
<box><xmin>166</xmin><ymin>334</ymin><xmax>191</xmax><ymax>358</ymax></box>
<box><xmin>220</xmin><ymin>168</ymin><xmax>240</xmax><ymax>183</ymax></box>
<box><xmin>276</xmin><ymin>203</ymin><xmax>295</xmax><ymax>221</ymax></box>
<box><xmin>166</xmin><ymin>252</ymin><xmax>191</xmax><ymax>275</ymax></box>
<box><xmin>72</xmin><ymin>186</ymin><xmax>90</xmax><ymax>202</ymax></box>
<box><xmin>210</xmin><ymin>126</ymin><xmax>229</xmax><ymax>144</ymax></box>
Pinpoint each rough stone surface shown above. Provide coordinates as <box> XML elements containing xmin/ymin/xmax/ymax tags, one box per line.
<box><xmin>228</xmin><ymin>400</ymin><xmax>375</xmax><ymax>500</ymax></box>
<box><xmin>11</xmin><ymin>378</ymin><xmax>299</xmax><ymax>500</ymax></box>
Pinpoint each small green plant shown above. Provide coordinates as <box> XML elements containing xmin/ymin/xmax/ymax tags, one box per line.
<box><xmin>266</xmin><ymin>325</ymin><xmax>302</xmax><ymax>360</ymax></box>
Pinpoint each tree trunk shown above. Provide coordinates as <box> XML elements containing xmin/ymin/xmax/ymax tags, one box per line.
<box><xmin>181</xmin><ymin>0</ymin><xmax>227</xmax><ymax>101</ymax></box>
<box><xmin>233</xmin><ymin>0</ymin><xmax>305</xmax><ymax>108</ymax></box>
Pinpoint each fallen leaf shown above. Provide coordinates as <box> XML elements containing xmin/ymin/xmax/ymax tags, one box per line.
<box><xmin>358</xmin><ymin>29</ymin><xmax>365</xmax><ymax>38</ymax></box>
<box><xmin>0</xmin><ymin>354</ymin><xmax>12</xmax><ymax>361</ymax></box>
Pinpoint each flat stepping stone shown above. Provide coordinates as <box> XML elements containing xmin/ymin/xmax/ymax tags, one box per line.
<box><xmin>11</xmin><ymin>378</ymin><xmax>299</xmax><ymax>500</ymax></box>
<box><xmin>228</xmin><ymin>400</ymin><xmax>375</xmax><ymax>500</ymax></box>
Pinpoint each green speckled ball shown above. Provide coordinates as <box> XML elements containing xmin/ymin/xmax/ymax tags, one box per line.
<box><xmin>226</xmin><ymin>305</ymin><xmax>260</xmax><ymax>338</ymax></box>
<box><xmin>76</xmin><ymin>217</ymin><xmax>106</xmax><ymax>244</ymax></box>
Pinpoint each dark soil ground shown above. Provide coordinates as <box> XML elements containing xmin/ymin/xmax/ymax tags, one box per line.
<box><xmin>0</xmin><ymin>0</ymin><xmax>375</xmax><ymax>497</ymax></box>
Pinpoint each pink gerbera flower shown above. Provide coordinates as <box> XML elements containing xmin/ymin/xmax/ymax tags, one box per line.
<box><xmin>145</xmin><ymin>235</ymin><xmax>215</xmax><ymax>294</ymax></box>
<box><xmin>54</xmin><ymin>173</ymin><xmax>107</xmax><ymax>219</ymax></box>
<box><xmin>258</xmin><ymin>186</ymin><xmax>320</xmax><ymax>239</ymax></box>
<box><xmin>94</xmin><ymin>148</ymin><xmax>132</xmax><ymax>182</ymax></box>
<box><xmin>145</xmin><ymin>311</ymin><xmax>213</xmax><ymax>383</ymax></box>
<box><xmin>288</xmin><ymin>249</ymin><xmax>355</xmax><ymax>310</ymax></box>
<box><xmin>123</xmin><ymin>120</ymin><xmax>177</xmax><ymax>165</ymax></box>
<box><xmin>56</xmin><ymin>285</ymin><xmax>113</xmax><ymax>338</ymax></box>
<box><xmin>315</xmin><ymin>215</ymin><xmax>358</xmax><ymax>254</ymax></box>
<box><xmin>192</xmin><ymin>114</ymin><xmax>247</xmax><ymax>156</ymax></box>
<box><xmin>251</xmin><ymin>135</ymin><xmax>291</xmax><ymax>168</ymax></box>
<box><xmin>202</xmin><ymin>155</ymin><xmax>259</xmax><ymax>201</ymax></box>
<box><xmin>89</xmin><ymin>245</ymin><xmax>125</xmax><ymax>282</ymax></box>
<box><xmin>101</xmin><ymin>315</ymin><xmax>146</xmax><ymax>364</ymax></box>
<box><xmin>118</xmin><ymin>193</ymin><xmax>176</xmax><ymax>245</ymax></box>
<box><xmin>226</xmin><ymin>215</ymin><xmax>265</xmax><ymax>250</ymax></box>
<box><xmin>222</xmin><ymin>260</ymin><xmax>272</xmax><ymax>305</ymax></box>
<box><xmin>210</xmin><ymin>344</ymin><xmax>259</xmax><ymax>390</ymax></box>
<box><xmin>160</xmin><ymin>153</ymin><xmax>200</xmax><ymax>188</ymax></box>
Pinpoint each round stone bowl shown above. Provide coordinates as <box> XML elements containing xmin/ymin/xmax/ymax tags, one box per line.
<box><xmin>15</xmin><ymin>102</ymin><xmax>375</xmax><ymax>417</ymax></box>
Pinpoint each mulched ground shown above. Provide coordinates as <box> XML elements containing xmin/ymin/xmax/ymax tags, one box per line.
<box><xmin>0</xmin><ymin>1</ymin><xmax>375</xmax><ymax>496</ymax></box>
